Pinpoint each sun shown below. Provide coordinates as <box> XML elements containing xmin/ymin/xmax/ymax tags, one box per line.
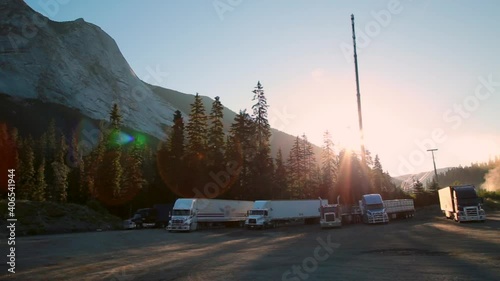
<box><xmin>336</xmin><ymin>127</ymin><xmax>363</xmax><ymax>154</ymax></box>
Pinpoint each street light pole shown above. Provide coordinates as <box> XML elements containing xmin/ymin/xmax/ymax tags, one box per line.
<box><xmin>427</xmin><ymin>149</ymin><xmax>438</xmax><ymax>184</ymax></box>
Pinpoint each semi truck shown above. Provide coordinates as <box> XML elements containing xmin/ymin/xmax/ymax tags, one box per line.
<box><xmin>167</xmin><ymin>198</ymin><xmax>253</xmax><ymax>232</ymax></box>
<box><xmin>245</xmin><ymin>199</ymin><xmax>327</xmax><ymax>229</ymax></box>
<box><xmin>319</xmin><ymin>198</ymin><xmax>342</xmax><ymax>229</ymax></box>
<box><xmin>123</xmin><ymin>204</ymin><xmax>173</xmax><ymax>229</ymax></box>
<box><xmin>359</xmin><ymin>194</ymin><xmax>389</xmax><ymax>224</ymax></box>
<box><xmin>384</xmin><ymin>199</ymin><xmax>415</xmax><ymax>220</ymax></box>
<box><xmin>438</xmin><ymin>185</ymin><xmax>486</xmax><ymax>222</ymax></box>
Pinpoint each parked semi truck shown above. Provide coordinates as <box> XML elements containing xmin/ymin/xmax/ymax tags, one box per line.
<box><xmin>438</xmin><ymin>185</ymin><xmax>486</xmax><ymax>222</ymax></box>
<box><xmin>123</xmin><ymin>204</ymin><xmax>173</xmax><ymax>229</ymax></box>
<box><xmin>384</xmin><ymin>199</ymin><xmax>415</xmax><ymax>220</ymax></box>
<box><xmin>319</xmin><ymin>198</ymin><xmax>342</xmax><ymax>229</ymax></box>
<box><xmin>359</xmin><ymin>194</ymin><xmax>389</xmax><ymax>224</ymax></box>
<box><xmin>245</xmin><ymin>199</ymin><xmax>327</xmax><ymax>229</ymax></box>
<box><xmin>167</xmin><ymin>198</ymin><xmax>253</xmax><ymax>232</ymax></box>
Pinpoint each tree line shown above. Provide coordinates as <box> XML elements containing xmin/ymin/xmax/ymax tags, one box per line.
<box><xmin>0</xmin><ymin>104</ymin><xmax>149</xmax><ymax>210</ymax></box>
<box><xmin>1</xmin><ymin>81</ymin><xmax>413</xmax><ymax>216</ymax></box>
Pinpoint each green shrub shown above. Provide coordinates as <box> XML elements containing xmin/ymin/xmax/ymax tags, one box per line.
<box><xmin>45</xmin><ymin>202</ymin><xmax>66</xmax><ymax>218</ymax></box>
<box><xmin>86</xmin><ymin>200</ymin><xmax>109</xmax><ymax>215</ymax></box>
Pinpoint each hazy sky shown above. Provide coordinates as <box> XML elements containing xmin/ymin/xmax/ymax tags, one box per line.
<box><xmin>25</xmin><ymin>0</ymin><xmax>500</xmax><ymax>176</ymax></box>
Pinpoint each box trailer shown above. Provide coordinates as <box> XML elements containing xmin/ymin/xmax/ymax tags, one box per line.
<box><xmin>438</xmin><ymin>185</ymin><xmax>486</xmax><ymax>222</ymax></box>
<box><xmin>167</xmin><ymin>198</ymin><xmax>254</xmax><ymax>232</ymax></box>
<box><xmin>384</xmin><ymin>199</ymin><xmax>415</xmax><ymax>220</ymax></box>
<box><xmin>245</xmin><ymin>199</ymin><xmax>327</xmax><ymax>229</ymax></box>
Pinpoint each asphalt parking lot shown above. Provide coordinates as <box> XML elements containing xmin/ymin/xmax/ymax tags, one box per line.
<box><xmin>2</xmin><ymin>207</ymin><xmax>500</xmax><ymax>281</ymax></box>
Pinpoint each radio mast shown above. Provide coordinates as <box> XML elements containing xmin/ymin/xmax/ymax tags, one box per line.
<box><xmin>351</xmin><ymin>14</ymin><xmax>367</xmax><ymax>165</ymax></box>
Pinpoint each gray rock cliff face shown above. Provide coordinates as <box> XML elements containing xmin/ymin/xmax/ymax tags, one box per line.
<box><xmin>0</xmin><ymin>0</ymin><xmax>175</xmax><ymax>139</ymax></box>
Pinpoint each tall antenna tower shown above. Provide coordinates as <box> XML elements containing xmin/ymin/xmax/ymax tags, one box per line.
<box><xmin>351</xmin><ymin>14</ymin><xmax>366</xmax><ymax>165</ymax></box>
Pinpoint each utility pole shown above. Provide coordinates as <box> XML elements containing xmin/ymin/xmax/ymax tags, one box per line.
<box><xmin>427</xmin><ymin>149</ymin><xmax>439</xmax><ymax>184</ymax></box>
<box><xmin>351</xmin><ymin>14</ymin><xmax>366</xmax><ymax>165</ymax></box>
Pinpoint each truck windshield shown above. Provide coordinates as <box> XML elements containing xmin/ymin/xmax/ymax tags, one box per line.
<box><xmin>249</xmin><ymin>210</ymin><xmax>267</xmax><ymax>216</ymax></box>
<box><xmin>172</xmin><ymin>209</ymin><xmax>190</xmax><ymax>216</ymax></box>
<box><xmin>323</xmin><ymin>207</ymin><xmax>337</xmax><ymax>213</ymax></box>
<box><xmin>457</xmin><ymin>198</ymin><xmax>480</xmax><ymax>206</ymax></box>
<box><xmin>366</xmin><ymin>203</ymin><xmax>384</xmax><ymax>210</ymax></box>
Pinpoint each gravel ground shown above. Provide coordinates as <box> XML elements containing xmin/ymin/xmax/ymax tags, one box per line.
<box><xmin>1</xmin><ymin>206</ymin><xmax>499</xmax><ymax>281</ymax></box>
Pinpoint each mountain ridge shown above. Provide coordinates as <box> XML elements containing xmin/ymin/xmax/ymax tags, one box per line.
<box><xmin>0</xmin><ymin>0</ymin><xmax>321</xmax><ymax>159</ymax></box>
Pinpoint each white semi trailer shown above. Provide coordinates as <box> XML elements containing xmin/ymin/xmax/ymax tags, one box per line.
<box><xmin>245</xmin><ymin>200</ymin><xmax>327</xmax><ymax>229</ymax></box>
<box><xmin>167</xmin><ymin>198</ymin><xmax>253</xmax><ymax>232</ymax></box>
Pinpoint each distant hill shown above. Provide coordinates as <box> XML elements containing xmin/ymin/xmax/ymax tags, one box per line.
<box><xmin>393</xmin><ymin>167</ymin><xmax>455</xmax><ymax>191</ymax></box>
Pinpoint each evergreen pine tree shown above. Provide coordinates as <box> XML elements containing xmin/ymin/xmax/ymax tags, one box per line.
<box><xmin>158</xmin><ymin>110</ymin><xmax>186</xmax><ymax>197</ymax></box>
<box><xmin>44</xmin><ymin>119</ymin><xmax>58</xmax><ymax>197</ymax></box>
<box><xmin>371</xmin><ymin>154</ymin><xmax>384</xmax><ymax>194</ymax></box>
<box><xmin>273</xmin><ymin>148</ymin><xmax>288</xmax><ymax>199</ymax></box>
<box><xmin>412</xmin><ymin>179</ymin><xmax>424</xmax><ymax>195</ymax></box>
<box><xmin>121</xmin><ymin>142</ymin><xmax>145</xmax><ymax>202</ymax></box>
<box><xmin>251</xmin><ymin>81</ymin><xmax>271</xmax><ymax>150</ymax></box>
<box><xmin>110</xmin><ymin>103</ymin><xmax>122</xmax><ymax>130</ymax></box>
<box><xmin>105</xmin><ymin>104</ymin><xmax>123</xmax><ymax>199</ymax></box>
<box><xmin>250</xmin><ymin>82</ymin><xmax>273</xmax><ymax>199</ymax></box>
<box><xmin>50</xmin><ymin>133</ymin><xmax>69</xmax><ymax>202</ymax></box>
<box><xmin>287</xmin><ymin>136</ymin><xmax>305</xmax><ymax>199</ymax></box>
<box><xmin>169</xmin><ymin>110</ymin><xmax>185</xmax><ymax>160</ymax></box>
<box><xmin>85</xmin><ymin>125</ymin><xmax>106</xmax><ymax>200</ymax></box>
<box><xmin>186</xmin><ymin>93</ymin><xmax>208</xmax><ymax>160</ymax></box>
<box><xmin>321</xmin><ymin>131</ymin><xmax>338</xmax><ymax>201</ymax></box>
<box><xmin>301</xmin><ymin>134</ymin><xmax>314</xmax><ymax>182</ymax></box>
<box><xmin>46</xmin><ymin>119</ymin><xmax>57</xmax><ymax>158</ymax></box>
<box><xmin>32</xmin><ymin>158</ymin><xmax>47</xmax><ymax>201</ymax></box>
<box><xmin>67</xmin><ymin>130</ymin><xmax>87</xmax><ymax>203</ymax></box>
<box><xmin>18</xmin><ymin>135</ymin><xmax>35</xmax><ymax>200</ymax></box>
<box><xmin>225</xmin><ymin>110</ymin><xmax>255</xmax><ymax>199</ymax></box>
<box><xmin>0</xmin><ymin>124</ymin><xmax>19</xmax><ymax>193</ymax></box>
<box><xmin>94</xmin><ymin>104</ymin><xmax>124</xmax><ymax>204</ymax></box>
<box><xmin>207</xmin><ymin>96</ymin><xmax>226</xmax><ymax>170</ymax></box>
<box><xmin>185</xmin><ymin>93</ymin><xmax>208</xmax><ymax>196</ymax></box>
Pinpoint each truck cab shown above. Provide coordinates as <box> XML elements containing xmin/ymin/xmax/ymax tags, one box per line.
<box><xmin>131</xmin><ymin>208</ymin><xmax>157</xmax><ymax>228</ymax></box>
<box><xmin>167</xmin><ymin>199</ymin><xmax>198</xmax><ymax>232</ymax></box>
<box><xmin>123</xmin><ymin>204</ymin><xmax>173</xmax><ymax>229</ymax></box>
<box><xmin>246</xmin><ymin>201</ymin><xmax>271</xmax><ymax>229</ymax></box>
<box><xmin>439</xmin><ymin>185</ymin><xmax>486</xmax><ymax>222</ymax></box>
<box><xmin>320</xmin><ymin>204</ymin><xmax>341</xmax><ymax>228</ymax></box>
<box><xmin>360</xmin><ymin>194</ymin><xmax>389</xmax><ymax>224</ymax></box>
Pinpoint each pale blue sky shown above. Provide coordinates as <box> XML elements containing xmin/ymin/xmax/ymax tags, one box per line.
<box><xmin>25</xmin><ymin>0</ymin><xmax>500</xmax><ymax>176</ymax></box>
